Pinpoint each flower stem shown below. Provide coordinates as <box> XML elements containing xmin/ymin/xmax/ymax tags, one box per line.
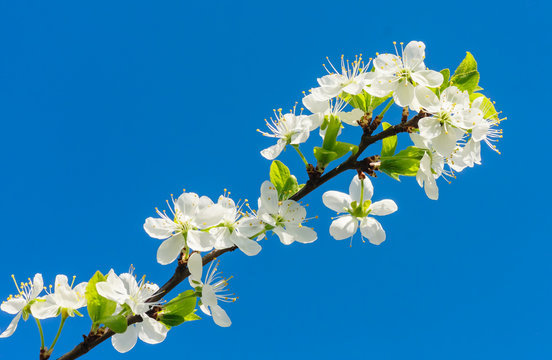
<box><xmin>292</xmin><ymin>144</ymin><xmax>309</xmax><ymax>166</ymax></box>
<box><xmin>35</xmin><ymin>318</ymin><xmax>45</xmax><ymax>349</ymax></box>
<box><xmin>377</xmin><ymin>99</ymin><xmax>395</xmax><ymax>118</ymax></box>
<box><xmin>49</xmin><ymin>314</ymin><xmax>67</xmax><ymax>351</ymax></box>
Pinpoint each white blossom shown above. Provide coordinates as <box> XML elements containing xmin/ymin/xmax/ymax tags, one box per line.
<box><xmin>144</xmin><ymin>192</ymin><xmax>226</xmax><ymax>265</ymax></box>
<box><xmin>258</xmin><ymin>109</ymin><xmax>317</xmax><ymax>160</ymax></box>
<box><xmin>322</xmin><ymin>174</ymin><xmax>397</xmax><ymax>244</ymax></box>
<box><xmin>0</xmin><ymin>274</ymin><xmax>43</xmax><ymax>338</ymax></box>
<box><xmin>371</xmin><ymin>41</ymin><xmax>443</xmax><ymax>108</ymax></box>
<box><xmin>188</xmin><ymin>253</ymin><xmax>233</xmax><ymax>327</ymax></box>
<box><xmin>257</xmin><ymin>181</ymin><xmax>317</xmax><ymax>245</ymax></box>
<box><xmin>210</xmin><ymin>194</ymin><xmax>265</xmax><ymax>256</ymax></box>
<box><xmin>31</xmin><ymin>275</ymin><xmax>87</xmax><ymax>319</ymax></box>
<box><xmin>96</xmin><ymin>270</ymin><xmax>168</xmax><ymax>353</ymax></box>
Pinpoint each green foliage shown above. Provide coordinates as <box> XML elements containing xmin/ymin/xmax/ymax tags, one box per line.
<box><xmin>157</xmin><ymin>290</ymin><xmax>197</xmax><ymax>328</ymax></box>
<box><xmin>340</xmin><ymin>91</ymin><xmax>390</xmax><ymax>113</ymax></box>
<box><xmin>380</xmin><ymin>122</ymin><xmax>397</xmax><ymax>157</ymax></box>
<box><xmin>450</xmin><ymin>52</ymin><xmax>480</xmax><ymax>94</ymax></box>
<box><xmin>469</xmin><ymin>93</ymin><xmax>499</xmax><ymax>120</ymax></box>
<box><xmin>269</xmin><ymin>160</ymin><xmax>300</xmax><ymax>200</ymax></box>
<box><xmin>439</xmin><ymin>69</ymin><xmax>450</xmax><ymax>93</ymax></box>
<box><xmin>85</xmin><ymin>271</ymin><xmax>117</xmax><ymax>327</ymax></box>
<box><xmin>380</xmin><ymin>147</ymin><xmax>425</xmax><ymax>180</ymax></box>
<box><xmin>97</xmin><ymin>314</ymin><xmax>128</xmax><ymax>333</ymax></box>
<box><xmin>314</xmin><ymin>115</ymin><xmax>358</xmax><ymax>168</ymax></box>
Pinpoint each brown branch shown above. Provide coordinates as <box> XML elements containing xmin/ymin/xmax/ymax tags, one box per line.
<box><xmin>56</xmin><ymin>110</ymin><xmax>427</xmax><ymax>360</ymax></box>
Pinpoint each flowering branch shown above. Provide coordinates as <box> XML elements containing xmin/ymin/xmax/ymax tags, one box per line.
<box><xmin>1</xmin><ymin>40</ymin><xmax>503</xmax><ymax>360</ymax></box>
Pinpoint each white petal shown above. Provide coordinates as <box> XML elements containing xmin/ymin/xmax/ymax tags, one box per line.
<box><xmin>211</xmin><ymin>305</ymin><xmax>231</xmax><ymax>327</ymax></box>
<box><xmin>302</xmin><ymin>93</ymin><xmax>329</xmax><ymax>113</ymax></box>
<box><xmin>231</xmin><ymin>233</ymin><xmax>262</xmax><ymax>256</ymax></box>
<box><xmin>201</xmin><ymin>285</ymin><xmax>218</xmax><ymax>308</ymax></box>
<box><xmin>414</xmin><ymin>86</ymin><xmax>440</xmax><ymax>113</ymax></box>
<box><xmin>337</xmin><ymin>108</ymin><xmax>363</xmax><ymax>127</ymax></box>
<box><xmin>96</xmin><ymin>274</ymin><xmax>128</xmax><ymax>304</ymax></box>
<box><xmin>273</xmin><ymin>227</ymin><xmax>294</xmax><ymax>245</ymax></box>
<box><xmin>279</xmin><ymin>200</ymin><xmax>306</xmax><ymax>224</ymax></box>
<box><xmin>194</xmin><ymin>204</ymin><xmax>226</xmax><ymax>229</ymax></box>
<box><xmin>186</xmin><ymin>230</ymin><xmax>215</xmax><ymax>252</ymax></box>
<box><xmin>329</xmin><ymin>215</ymin><xmax>358</xmax><ymax>240</ymax></box>
<box><xmin>138</xmin><ymin>317</ymin><xmax>168</xmax><ymax>345</ymax></box>
<box><xmin>156</xmin><ymin>234</ymin><xmax>186</xmax><ymax>265</ymax></box>
<box><xmin>187</xmin><ymin>252</ymin><xmax>203</xmax><ymax>288</ymax></box>
<box><xmin>236</xmin><ymin>217</ymin><xmax>265</xmax><ymax>238</ymax></box>
<box><xmin>212</xmin><ymin>227</ymin><xmax>233</xmax><ymax>250</ymax></box>
<box><xmin>30</xmin><ymin>298</ymin><xmax>59</xmax><ymax>319</ymax></box>
<box><xmin>412</xmin><ymin>70</ymin><xmax>443</xmax><ymax>88</ymax></box>
<box><xmin>359</xmin><ymin>217</ymin><xmax>386</xmax><ymax>245</ymax></box>
<box><xmin>1</xmin><ymin>298</ymin><xmax>26</xmax><ymax>315</ymax></box>
<box><xmin>322</xmin><ymin>191</ymin><xmax>351</xmax><ymax>213</ymax></box>
<box><xmin>30</xmin><ymin>274</ymin><xmax>44</xmax><ymax>299</ymax></box>
<box><xmin>418</xmin><ymin>117</ymin><xmax>442</xmax><ymax>139</ymax></box>
<box><xmin>112</xmin><ymin>325</ymin><xmax>139</xmax><ymax>353</ymax></box>
<box><xmin>284</xmin><ymin>224</ymin><xmax>317</xmax><ymax>244</ymax></box>
<box><xmin>349</xmin><ymin>175</ymin><xmax>373</xmax><ymax>203</ymax></box>
<box><xmin>373</xmin><ymin>54</ymin><xmax>401</xmax><ymax>74</ymax></box>
<box><xmin>259</xmin><ymin>181</ymin><xmax>279</xmax><ymax>214</ymax></box>
<box><xmin>290</xmin><ymin>130</ymin><xmax>310</xmax><ymax>145</ymax></box>
<box><xmin>175</xmin><ymin>192</ymin><xmax>200</xmax><ymax>218</ymax></box>
<box><xmin>260</xmin><ymin>139</ymin><xmax>286</xmax><ymax>160</ymax></box>
<box><xmin>404</xmin><ymin>41</ymin><xmax>426</xmax><ymax>70</ymax></box>
<box><xmin>369</xmin><ymin>200</ymin><xmax>398</xmax><ymax>216</ymax></box>
<box><xmin>393</xmin><ymin>80</ymin><xmax>415</xmax><ymax>107</ymax></box>
<box><xmin>432</xmin><ymin>127</ymin><xmax>464</xmax><ymax>157</ymax></box>
<box><xmin>424</xmin><ymin>177</ymin><xmax>439</xmax><ymax>200</ymax></box>
<box><xmin>409</xmin><ymin>133</ymin><xmax>430</xmax><ymax>150</ymax></box>
<box><xmin>143</xmin><ymin>217</ymin><xmax>176</xmax><ymax>239</ymax></box>
<box><xmin>0</xmin><ymin>312</ymin><xmax>22</xmax><ymax>338</ymax></box>
<box><xmin>55</xmin><ymin>275</ymin><xmax>69</xmax><ymax>288</ymax></box>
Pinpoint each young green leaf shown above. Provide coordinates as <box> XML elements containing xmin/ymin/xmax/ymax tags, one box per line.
<box><xmin>85</xmin><ymin>271</ymin><xmax>117</xmax><ymax>325</ymax></box>
<box><xmin>269</xmin><ymin>160</ymin><xmax>291</xmax><ymax>195</ymax></box>
<box><xmin>379</xmin><ymin>147</ymin><xmax>426</xmax><ymax>180</ymax></box>
<box><xmin>469</xmin><ymin>93</ymin><xmax>499</xmax><ymax>120</ymax></box>
<box><xmin>158</xmin><ymin>290</ymin><xmax>197</xmax><ymax>328</ymax></box>
<box><xmin>439</xmin><ymin>68</ymin><xmax>450</xmax><ymax>93</ymax></box>
<box><xmin>340</xmin><ymin>91</ymin><xmax>390</xmax><ymax>112</ymax></box>
<box><xmin>380</xmin><ymin>122</ymin><xmax>397</xmax><ymax>157</ymax></box>
<box><xmin>321</xmin><ymin>115</ymin><xmax>341</xmax><ymax>151</ymax></box>
<box><xmin>450</xmin><ymin>52</ymin><xmax>480</xmax><ymax>94</ymax></box>
<box><xmin>98</xmin><ymin>314</ymin><xmax>128</xmax><ymax>334</ymax></box>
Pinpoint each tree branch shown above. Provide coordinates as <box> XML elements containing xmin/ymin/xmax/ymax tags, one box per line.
<box><xmin>56</xmin><ymin>110</ymin><xmax>427</xmax><ymax>360</ymax></box>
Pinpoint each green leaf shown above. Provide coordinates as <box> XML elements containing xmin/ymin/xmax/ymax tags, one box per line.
<box><xmin>98</xmin><ymin>314</ymin><xmax>128</xmax><ymax>333</ymax></box>
<box><xmin>450</xmin><ymin>52</ymin><xmax>480</xmax><ymax>94</ymax></box>
<box><xmin>469</xmin><ymin>93</ymin><xmax>499</xmax><ymax>120</ymax></box>
<box><xmin>321</xmin><ymin>115</ymin><xmax>341</xmax><ymax>151</ymax></box>
<box><xmin>183</xmin><ymin>311</ymin><xmax>201</xmax><ymax>322</ymax></box>
<box><xmin>314</xmin><ymin>142</ymin><xmax>357</xmax><ymax>169</ymax></box>
<box><xmin>281</xmin><ymin>175</ymin><xmax>299</xmax><ymax>200</ymax></box>
<box><xmin>85</xmin><ymin>271</ymin><xmax>117</xmax><ymax>325</ymax></box>
<box><xmin>340</xmin><ymin>91</ymin><xmax>390</xmax><ymax>112</ymax></box>
<box><xmin>380</xmin><ymin>122</ymin><xmax>397</xmax><ymax>157</ymax></box>
<box><xmin>379</xmin><ymin>147</ymin><xmax>426</xmax><ymax>180</ymax></box>
<box><xmin>158</xmin><ymin>290</ymin><xmax>197</xmax><ymax>327</ymax></box>
<box><xmin>270</xmin><ymin>160</ymin><xmax>300</xmax><ymax>200</ymax></box>
<box><xmin>269</xmin><ymin>160</ymin><xmax>291</xmax><ymax>193</ymax></box>
<box><xmin>439</xmin><ymin>68</ymin><xmax>450</xmax><ymax>93</ymax></box>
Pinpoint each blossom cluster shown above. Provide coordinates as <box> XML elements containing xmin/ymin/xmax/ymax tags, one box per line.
<box><xmin>1</xmin><ymin>40</ymin><xmax>503</xmax><ymax>359</ymax></box>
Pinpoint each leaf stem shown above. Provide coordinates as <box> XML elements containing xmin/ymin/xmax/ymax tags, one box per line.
<box><xmin>292</xmin><ymin>144</ymin><xmax>309</xmax><ymax>166</ymax></box>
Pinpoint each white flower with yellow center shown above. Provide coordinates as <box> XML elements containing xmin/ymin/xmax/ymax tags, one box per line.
<box><xmin>30</xmin><ymin>275</ymin><xmax>87</xmax><ymax>319</ymax></box>
<box><xmin>144</xmin><ymin>192</ymin><xmax>226</xmax><ymax>265</ymax></box>
<box><xmin>258</xmin><ymin>108</ymin><xmax>317</xmax><ymax>160</ymax></box>
<box><xmin>0</xmin><ymin>273</ymin><xmax>43</xmax><ymax>338</ymax></box>
<box><xmin>188</xmin><ymin>253</ymin><xmax>234</xmax><ymax>327</ymax></box>
<box><xmin>257</xmin><ymin>181</ymin><xmax>317</xmax><ymax>245</ymax></box>
<box><xmin>322</xmin><ymin>174</ymin><xmax>397</xmax><ymax>244</ymax></box>
<box><xmin>96</xmin><ymin>270</ymin><xmax>168</xmax><ymax>353</ymax></box>
<box><xmin>210</xmin><ymin>193</ymin><xmax>265</xmax><ymax>256</ymax></box>
<box><xmin>371</xmin><ymin>41</ymin><xmax>443</xmax><ymax>107</ymax></box>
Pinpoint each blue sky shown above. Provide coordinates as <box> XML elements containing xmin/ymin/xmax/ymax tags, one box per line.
<box><xmin>0</xmin><ymin>0</ymin><xmax>550</xmax><ymax>359</ymax></box>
